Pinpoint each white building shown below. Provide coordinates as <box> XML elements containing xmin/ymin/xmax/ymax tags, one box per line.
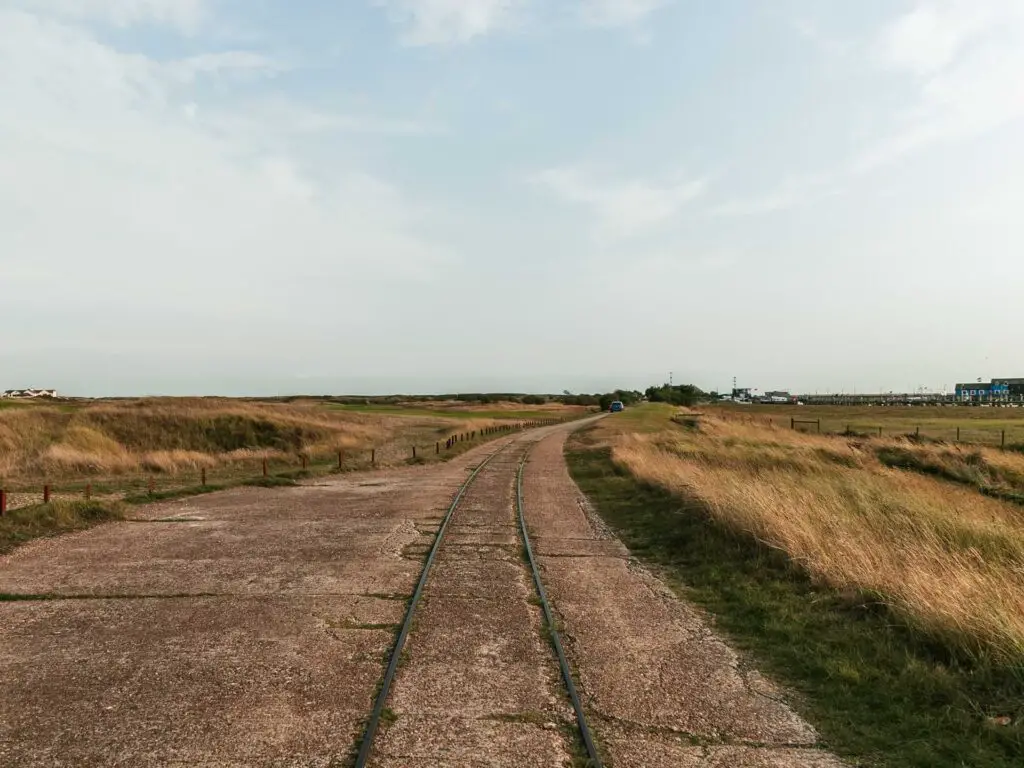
<box><xmin>1</xmin><ymin>389</ymin><xmax>59</xmax><ymax>399</ymax></box>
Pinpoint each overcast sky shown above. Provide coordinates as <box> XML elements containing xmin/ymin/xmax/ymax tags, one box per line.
<box><xmin>2</xmin><ymin>0</ymin><xmax>1022</xmax><ymax>397</ymax></box>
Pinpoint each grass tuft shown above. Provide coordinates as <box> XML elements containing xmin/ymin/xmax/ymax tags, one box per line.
<box><xmin>0</xmin><ymin>499</ymin><xmax>124</xmax><ymax>555</ymax></box>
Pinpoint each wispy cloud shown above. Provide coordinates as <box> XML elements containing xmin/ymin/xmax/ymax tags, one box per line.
<box><xmin>533</xmin><ymin>165</ymin><xmax>707</xmax><ymax>240</ymax></box>
<box><xmin>165</xmin><ymin>51</ymin><xmax>286</xmax><ymax>83</ymax></box>
<box><xmin>855</xmin><ymin>1</ymin><xmax>1024</xmax><ymax>171</ymax></box>
<box><xmin>581</xmin><ymin>0</ymin><xmax>672</xmax><ymax>28</ymax></box>
<box><xmin>374</xmin><ymin>0</ymin><xmax>528</xmax><ymax>46</ymax></box>
<box><xmin>710</xmin><ymin>174</ymin><xmax>841</xmax><ymax>217</ymax></box>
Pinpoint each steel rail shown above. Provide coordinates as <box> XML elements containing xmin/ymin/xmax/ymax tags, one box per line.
<box><xmin>516</xmin><ymin>451</ymin><xmax>604</xmax><ymax>767</ymax></box>
<box><xmin>353</xmin><ymin>443</ymin><xmax>508</xmax><ymax>768</ymax></box>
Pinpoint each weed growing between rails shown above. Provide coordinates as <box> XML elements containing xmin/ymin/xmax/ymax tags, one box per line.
<box><xmin>566</xmin><ymin>405</ymin><xmax>1024</xmax><ymax>768</ymax></box>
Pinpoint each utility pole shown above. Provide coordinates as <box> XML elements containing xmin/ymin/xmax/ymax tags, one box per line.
<box><xmin>669</xmin><ymin>371</ymin><xmax>673</xmax><ymax>387</ymax></box>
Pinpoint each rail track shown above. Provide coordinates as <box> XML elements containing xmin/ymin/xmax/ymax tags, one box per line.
<box><xmin>353</xmin><ymin>432</ymin><xmax>603</xmax><ymax>767</ymax></box>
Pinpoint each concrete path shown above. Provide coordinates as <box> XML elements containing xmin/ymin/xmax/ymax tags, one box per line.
<box><xmin>521</xmin><ymin>429</ymin><xmax>843</xmax><ymax>767</ymax></box>
<box><xmin>0</xmin><ymin>424</ymin><xmax>842</xmax><ymax>767</ymax></box>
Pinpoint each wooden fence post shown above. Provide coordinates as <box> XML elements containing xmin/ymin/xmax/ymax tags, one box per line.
<box><xmin>262</xmin><ymin>458</ymin><xmax>268</xmax><ymax>477</ymax></box>
<box><xmin>817</xmin><ymin>420</ymin><xmax>821</xmax><ymax>434</ymax></box>
<box><xmin>44</xmin><ymin>484</ymin><xmax>51</xmax><ymax>503</ymax></box>
<box><xmin>147</xmin><ymin>478</ymin><xmax>154</xmax><ymax>496</ymax></box>
<box><xmin>956</xmin><ymin>427</ymin><xmax>960</xmax><ymax>442</ymax></box>
<box><xmin>0</xmin><ymin>489</ymin><xmax>6</xmax><ymax>516</ymax></box>
<box><xmin>412</xmin><ymin>446</ymin><xmax>417</xmax><ymax>459</ymax></box>
<box><xmin>301</xmin><ymin>455</ymin><xmax>308</xmax><ymax>470</ymax></box>
<box><xmin>878</xmin><ymin>426</ymin><xmax>883</xmax><ymax>438</ymax></box>
<box><xmin>1002</xmin><ymin>430</ymin><xmax>1007</xmax><ymax>449</ymax></box>
<box><xmin>371</xmin><ymin>449</ymin><xmax>376</xmax><ymax>465</ymax></box>
<box><xmin>436</xmin><ymin>442</ymin><xmax>440</xmax><ymax>454</ymax></box>
<box><xmin>201</xmin><ymin>468</ymin><xmax>207</xmax><ymax>486</ymax></box>
<box><xmin>338</xmin><ymin>450</ymin><xmax>344</xmax><ymax>470</ymax></box>
<box><xmin>790</xmin><ymin>417</ymin><xmax>795</xmax><ymax>430</ymax></box>
<box><xmin>85</xmin><ymin>484</ymin><xmax>92</xmax><ymax>501</ymax></box>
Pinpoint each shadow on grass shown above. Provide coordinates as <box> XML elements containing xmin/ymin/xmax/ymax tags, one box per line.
<box><xmin>566</xmin><ymin>438</ymin><xmax>1024</xmax><ymax>768</ymax></box>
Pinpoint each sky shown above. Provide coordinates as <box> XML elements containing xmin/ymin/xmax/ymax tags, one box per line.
<box><xmin>2</xmin><ymin>0</ymin><xmax>1023</xmax><ymax>397</ymax></box>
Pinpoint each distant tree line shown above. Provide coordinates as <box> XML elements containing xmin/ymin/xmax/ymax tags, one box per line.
<box><xmin>321</xmin><ymin>383</ymin><xmax>708</xmax><ymax>411</ymax></box>
<box><xmin>644</xmin><ymin>384</ymin><xmax>706</xmax><ymax>407</ymax></box>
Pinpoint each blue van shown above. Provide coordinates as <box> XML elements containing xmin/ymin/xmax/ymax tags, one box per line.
<box><xmin>610</xmin><ymin>400</ymin><xmax>624</xmax><ymax>413</ymax></box>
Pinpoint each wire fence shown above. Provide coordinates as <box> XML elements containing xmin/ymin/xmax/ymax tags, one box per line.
<box><xmin>712</xmin><ymin>412</ymin><xmax>1024</xmax><ymax>451</ymax></box>
<box><xmin>0</xmin><ymin>418</ymin><xmax>569</xmax><ymax>516</ymax></box>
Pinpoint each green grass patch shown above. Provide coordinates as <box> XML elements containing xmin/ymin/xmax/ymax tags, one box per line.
<box><xmin>566</xmin><ymin>435</ymin><xmax>1024</xmax><ymax>768</ymax></box>
<box><xmin>0</xmin><ymin>499</ymin><xmax>124</xmax><ymax>555</ymax></box>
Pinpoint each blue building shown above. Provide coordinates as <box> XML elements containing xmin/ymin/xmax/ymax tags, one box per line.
<box><xmin>955</xmin><ymin>379</ymin><xmax>1021</xmax><ymax>401</ymax></box>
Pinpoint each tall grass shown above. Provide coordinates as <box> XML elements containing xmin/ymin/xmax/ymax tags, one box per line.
<box><xmin>0</xmin><ymin>398</ymin><xmax>514</xmax><ymax>484</ymax></box>
<box><xmin>609</xmin><ymin>413</ymin><xmax>1024</xmax><ymax>665</ymax></box>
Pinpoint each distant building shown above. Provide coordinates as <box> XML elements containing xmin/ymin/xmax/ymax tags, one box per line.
<box><xmin>1</xmin><ymin>389</ymin><xmax>59</xmax><ymax>399</ymax></box>
<box><xmin>955</xmin><ymin>378</ymin><xmax>1024</xmax><ymax>402</ymax></box>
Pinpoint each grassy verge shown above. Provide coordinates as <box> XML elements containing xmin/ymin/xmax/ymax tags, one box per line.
<box><xmin>0</xmin><ymin>500</ymin><xmax>125</xmax><ymax>555</ymax></box>
<box><xmin>566</xmin><ymin>432</ymin><xmax>1024</xmax><ymax>768</ymax></box>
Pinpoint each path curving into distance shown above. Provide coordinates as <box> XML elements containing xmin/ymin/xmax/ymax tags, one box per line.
<box><xmin>0</xmin><ymin>421</ymin><xmax>843</xmax><ymax>767</ymax></box>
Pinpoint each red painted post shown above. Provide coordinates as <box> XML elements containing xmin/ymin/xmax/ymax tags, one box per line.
<box><xmin>0</xmin><ymin>489</ymin><xmax>6</xmax><ymax>516</ymax></box>
<box><xmin>44</xmin><ymin>484</ymin><xmax>51</xmax><ymax>503</ymax></box>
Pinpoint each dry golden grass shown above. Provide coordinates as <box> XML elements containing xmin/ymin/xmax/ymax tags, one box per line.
<box><xmin>0</xmin><ymin>398</ymin><xmax>526</xmax><ymax>485</ymax></box>
<box><xmin>603</xmin><ymin>409</ymin><xmax>1024</xmax><ymax>663</ymax></box>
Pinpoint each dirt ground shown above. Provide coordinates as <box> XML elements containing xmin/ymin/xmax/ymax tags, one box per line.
<box><xmin>1</xmin><ymin>423</ymin><xmax>841</xmax><ymax>767</ymax></box>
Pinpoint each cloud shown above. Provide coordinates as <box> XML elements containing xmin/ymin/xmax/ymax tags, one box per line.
<box><xmin>533</xmin><ymin>165</ymin><xmax>707</xmax><ymax>240</ymax></box>
<box><xmin>710</xmin><ymin>174</ymin><xmax>841</xmax><ymax>217</ymax></box>
<box><xmin>164</xmin><ymin>51</ymin><xmax>286</xmax><ymax>83</ymax></box>
<box><xmin>0</xmin><ymin>8</ymin><xmax>456</xmax><ymax>332</ymax></box>
<box><xmin>14</xmin><ymin>0</ymin><xmax>209</xmax><ymax>30</ymax></box>
<box><xmin>855</xmin><ymin>1</ymin><xmax>1024</xmax><ymax>171</ymax></box>
<box><xmin>375</xmin><ymin>0</ymin><xmax>528</xmax><ymax>46</ymax></box>
<box><xmin>581</xmin><ymin>0</ymin><xmax>671</xmax><ymax>27</ymax></box>
<box><xmin>200</xmin><ymin>98</ymin><xmax>444</xmax><ymax>139</ymax></box>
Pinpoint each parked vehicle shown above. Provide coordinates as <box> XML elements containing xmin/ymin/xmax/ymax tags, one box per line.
<box><xmin>610</xmin><ymin>401</ymin><xmax>624</xmax><ymax>413</ymax></box>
